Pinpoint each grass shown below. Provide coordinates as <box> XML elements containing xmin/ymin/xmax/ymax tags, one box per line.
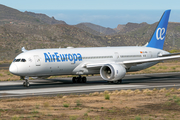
<box><xmin>43</xmin><ymin>102</ymin><xmax>49</xmax><ymax>108</ymax></box>
<box><xmin>0</xmin><ymin>88</ymin><xmax>180</xmax><ymax>119</ymax></box>
<box><xmin>32</xmin><ymin>109</ymin><xmax>39</xmax><ymax>114</ymax></box>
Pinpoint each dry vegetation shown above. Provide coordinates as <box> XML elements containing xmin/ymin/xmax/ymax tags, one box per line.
<box><xmin>0</xmin><ymin>88</ymin><xmax>180</xmax><ymax>119</ymax></box>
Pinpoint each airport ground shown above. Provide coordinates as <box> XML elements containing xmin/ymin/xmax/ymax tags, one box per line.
<box><xmin>1</xmin><ymin>60</ymin><xmax>180</xmax><ymax>119</ymax></box>
<box><xmin>0</xmin><ymin>88</ymin><xmax>180</xmax><ymax>119</ymax></box>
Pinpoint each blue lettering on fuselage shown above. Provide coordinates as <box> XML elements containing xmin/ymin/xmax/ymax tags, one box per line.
<box><xmin>44</xmin><ymin>52</ymin><xmax>82</xmax><ymax>63</ymax></box>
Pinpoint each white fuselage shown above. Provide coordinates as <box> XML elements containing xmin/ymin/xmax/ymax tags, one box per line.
<box><xmin>9</xmin><ymin>46</ymin><xmax>169</xmax><ymax>77</ymax></box>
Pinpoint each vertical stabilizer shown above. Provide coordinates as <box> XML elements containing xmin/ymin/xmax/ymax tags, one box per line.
<box><xmin>146</xmin><ymin>10</ymin><xmax>171</xmax><ymax>50</ymax></box>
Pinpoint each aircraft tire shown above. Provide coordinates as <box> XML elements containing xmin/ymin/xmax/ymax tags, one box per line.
<box><xmin>82</xmin><ymin>77</ymin><xmax>87</xmax><ymax>83</ymax></box>
<box><xmin>72</xmin><ymin>77</ymin><xmax>76</xmax><ymax>83</ymax></box>
<box><xmin>118</xmin><ymin>79</ymin><xmax>122</xmax><ymax>84</ymax></box>
<box><xmin>26</xmin><ymin>82</ymin><xmax>30</xmax><ymax>87</ymax></box>
<box><xmin>77</xmin><ymin>78</ymin><xmax>81</xmax><ymax>83</ymax></box>
<box><xmin>23</xmin><ymin>82</ymin><xmax>26</xmax><ymax>87</ymax></box>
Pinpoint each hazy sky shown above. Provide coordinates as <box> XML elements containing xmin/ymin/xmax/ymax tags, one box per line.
<box><xmin>1</xmin><ymin>0</ymin><xmax>179</xmax><ymax>10</ymax></box>
<box><xmin>1</xmin><ymin>0</ymin><xmax>180</xmax><ymax>28</ymax></box>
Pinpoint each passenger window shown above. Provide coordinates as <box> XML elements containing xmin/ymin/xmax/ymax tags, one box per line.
<box><xmin>21</xmin><ymin>59</ymin><xmax>26</xmax><ymax>62</ymax></box>
<box><xmin>13</xmin><ymin>59</ymin><xmax>16</xmax><ymax>62</ymax></box>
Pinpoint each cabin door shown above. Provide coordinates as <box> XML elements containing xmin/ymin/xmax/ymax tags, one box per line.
<box><xmin>114</xmin><ymin>52</ymin><xmax>120</xmax><ymax>62</ymax></box>
<box><xmin>34</xmin><ymin>55</ymin><xmax>41</xmax><ymax>66</ymax></box>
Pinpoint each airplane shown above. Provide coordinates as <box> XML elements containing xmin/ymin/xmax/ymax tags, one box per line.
<box><xmin>9</xmin><ymin>9</ymin><xmax>180</xmax><ymax>87</ymax></box>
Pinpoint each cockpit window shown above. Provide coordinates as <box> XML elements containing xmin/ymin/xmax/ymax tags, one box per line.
<box><xmin>21</xmin><ymin>59</ymin><xmax>26</xmax><ymax>62</ymax></box>
<box><xmin>15</xmin><ymin>59</ymin><xmax>21</xmax><ymax>62</ymax></box>
<box><xmin>13</xmin><ymin>58</ymin><xmax>26</xmax><ymax>62</ymax></box>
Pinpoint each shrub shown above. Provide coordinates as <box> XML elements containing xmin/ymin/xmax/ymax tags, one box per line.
<box><xmin>104</xmin><ymin>94</ymin><xmax>110</xmax><ymax>100</ymax></box>
<box><xmin>135</xmin><ymin>116</ymin><xmax>141</xmax><ymax>120</ymax></box>
<box><xmin>63</xmin><ymin>103</ymin><xmax>69</xmax><ymax>107</ymax></box>
<box><xmin>76</xmin><ymin>100</ymin><xmax>81</xmax><ymax>106</ymax></box>
<box><xmin>84</xmin><ymin>113</ymin><xmax>88</xmax><ymax>116</ymax></box>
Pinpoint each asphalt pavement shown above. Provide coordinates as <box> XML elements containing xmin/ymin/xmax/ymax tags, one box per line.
<box><xmin>1</xmin><ymin>72</ymin><xmax>180</xmax><ymax>98</ymax></box>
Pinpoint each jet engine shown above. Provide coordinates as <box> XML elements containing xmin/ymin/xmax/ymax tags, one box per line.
<box><xmin>100</xmin><ymin>64</ymin><xmax>126</xmax><ymax>81</ymax></box>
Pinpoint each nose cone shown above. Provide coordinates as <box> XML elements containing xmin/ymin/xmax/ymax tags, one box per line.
<box><xmin>9</xmin><ymin>64</ymin><xmax>18</xmax><ymax>75</ymax></box>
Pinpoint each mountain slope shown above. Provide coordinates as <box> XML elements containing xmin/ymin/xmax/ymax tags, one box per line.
<box><xmin>0</xmin><ymin>4</ymin><xmax>66</xmax><ymax>25</ymax></box>
<box><xmin>76</xmin><ymin>22</ymin><xmax>117</xmax><ymax>35</ymax></box>
<box><xmin>24</xmin><ymin>11</ymin><xmax>66</xmax><ymax>25</ymax></box>
<box><xmin>0</xmin><ymin>4</ymin><xmax>45</xmax><ymax>25</ymax></box>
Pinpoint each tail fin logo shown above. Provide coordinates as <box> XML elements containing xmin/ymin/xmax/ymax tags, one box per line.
<box><xmin>156</xmin><ymin>27</ymin><xmax>165</xmax><ymax>40</ymax></box>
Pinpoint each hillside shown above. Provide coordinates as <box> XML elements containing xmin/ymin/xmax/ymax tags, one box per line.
<box><xmin>0</xmin><ymin>4</ymin><xmax>45</xmax><ymax>25</ymax></box>
<box><xmin>0</xmin><ymin>4</ymin><xmax>66</xmax><ymax>25</ymax></box>
<box><xmin>76</xmin><ymin>23</ymin><xmax>118</xmax><ymax>35</ymax></box>
<box><xmin>0</xmin><ymin>23</ymin><xmax>105</xmax><ymax>60</ymax></box>
<box><xmin>24</xmin><ymin>11</ymin><xmax>66</xmax><ymax>25</ymax></box>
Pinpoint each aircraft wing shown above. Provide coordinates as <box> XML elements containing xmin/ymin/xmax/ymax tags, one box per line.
<box><xmin>158</xmin><ymin>52</ymin><xmax>180</xmax><ymax>57</ymax></box>
<box><xmin>83</xmin><ymin>55</ymin><xmax>180</xmax><ymax>69</ymax></box>
<box><xmin>122</xmin><ymin>55</ymin><xmax>180</xmax><ymax>65</ymax></box>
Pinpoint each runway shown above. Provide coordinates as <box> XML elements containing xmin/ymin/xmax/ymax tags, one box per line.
<box><xmin>1</xmin><ymin>72</ymin><xmax>180</xmax><ymax>98</ymax></box>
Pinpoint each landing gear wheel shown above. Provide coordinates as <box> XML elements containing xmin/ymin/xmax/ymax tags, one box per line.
<box><xmin>72</xmin><ymin>77</ymin><xmax>77</xmax><ymax>83</ymax></box>
<box><xmin>118</xmin><ymin>79</ymin><xmax>122</xmax><ymax>84</ymax></box>
<box><xmin>77</xmin><ymin>77</ymin><xmax>81</xmax><ymax>83</ymax></box>
<box><xmin>23</xmin><ymin>76</ymin><xmax>30</xmax><ymax>87</ymax></box>
<box><xmin>72</xmin><ymin>76</ymin><xmax>87</xmax><ymax>83</ymax></box>
<box><xmin>23</xmin><ymin>82</ymin><xmax>26</xmax><ymax>87</ymax></box>
<box><xmin>77</xmin><ymin>75</ymin><xmax>82</xmax><ymax>83</ymax></box>
<box><xmin>82</xmin><ymin>77</ymin><xmax>87</xmax><ymax>83</ymax></box>
<box><xmin>26</xmin><ymin>82</ymin><xmax>30</xmax><ymax>87</ymax></box>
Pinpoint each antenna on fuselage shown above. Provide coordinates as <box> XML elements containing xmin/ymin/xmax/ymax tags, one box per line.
<box><xmin>21</xmin><ymin>47</ymin><xmax>27</xmax><ymax>52</ymax></box>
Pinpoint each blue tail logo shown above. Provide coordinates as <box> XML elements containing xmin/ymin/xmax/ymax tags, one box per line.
<box><xmin>156</xmin><ymin>27</ymin><xmax>165</xmax><ymax>40</ymax></box>
<box><xmin>146</xmin><ymin>10</ymin><xmax>171</xmax><ymax>50</ymax></box>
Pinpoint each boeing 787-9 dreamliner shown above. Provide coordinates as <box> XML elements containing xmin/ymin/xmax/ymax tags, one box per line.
<box><xmin>9</xmin><ymin>10</ymin><xmax>180</xmax><ymax>87</ymax></box>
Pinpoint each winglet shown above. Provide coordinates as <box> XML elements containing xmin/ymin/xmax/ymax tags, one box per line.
<box><xmin>21</xmin><ymin>47</ymin><xmax>27</xmax><ymax>52</ymax></box>
<box><xmin>146</xmin><ymin>10</ymin><xmax>171</xmax><ymax>50</ymax></box>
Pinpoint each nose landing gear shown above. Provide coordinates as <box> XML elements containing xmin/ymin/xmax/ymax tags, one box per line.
<box><xmin>72</xmin><ymin>75</ymin><xmax>87</xmax><ymax>83</ymax></box>
<box><xmin>21</xmin><ymin>76</ymin><xmax>30</xmax><ymax>87</ymax></box>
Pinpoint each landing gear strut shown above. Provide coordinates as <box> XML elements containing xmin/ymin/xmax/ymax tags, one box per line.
<box><xmin>22</xmin><ymin>76</ymin><xmax>30</xmax><ymax>87</ymax></box>
<box><xmin>72</xmin><ymin>75</ymin><xmax>87</xmax><ymax>83</ymax></box>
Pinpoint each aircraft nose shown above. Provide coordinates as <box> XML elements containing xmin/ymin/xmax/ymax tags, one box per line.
<box><xmin>9</xmin><ymin>64</ymin><xmax>18</xmax><ymax>74</ymax></box>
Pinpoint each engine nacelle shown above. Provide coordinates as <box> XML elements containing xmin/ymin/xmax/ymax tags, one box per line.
<box><xmin>100</xmin><ymin>64</ymin><xmax>126</xmax><ymax>81</ymax></box>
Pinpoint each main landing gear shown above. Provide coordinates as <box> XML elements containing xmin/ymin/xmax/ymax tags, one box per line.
<box><xmin>72</xmin><ymin>75</ymin><xmax>87</xmax><ymax>83</ymax></box>
<box><xmin>21</xmin><ymin>76</ymin><xmax>30</xmax><ymax>87</ymax></box>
